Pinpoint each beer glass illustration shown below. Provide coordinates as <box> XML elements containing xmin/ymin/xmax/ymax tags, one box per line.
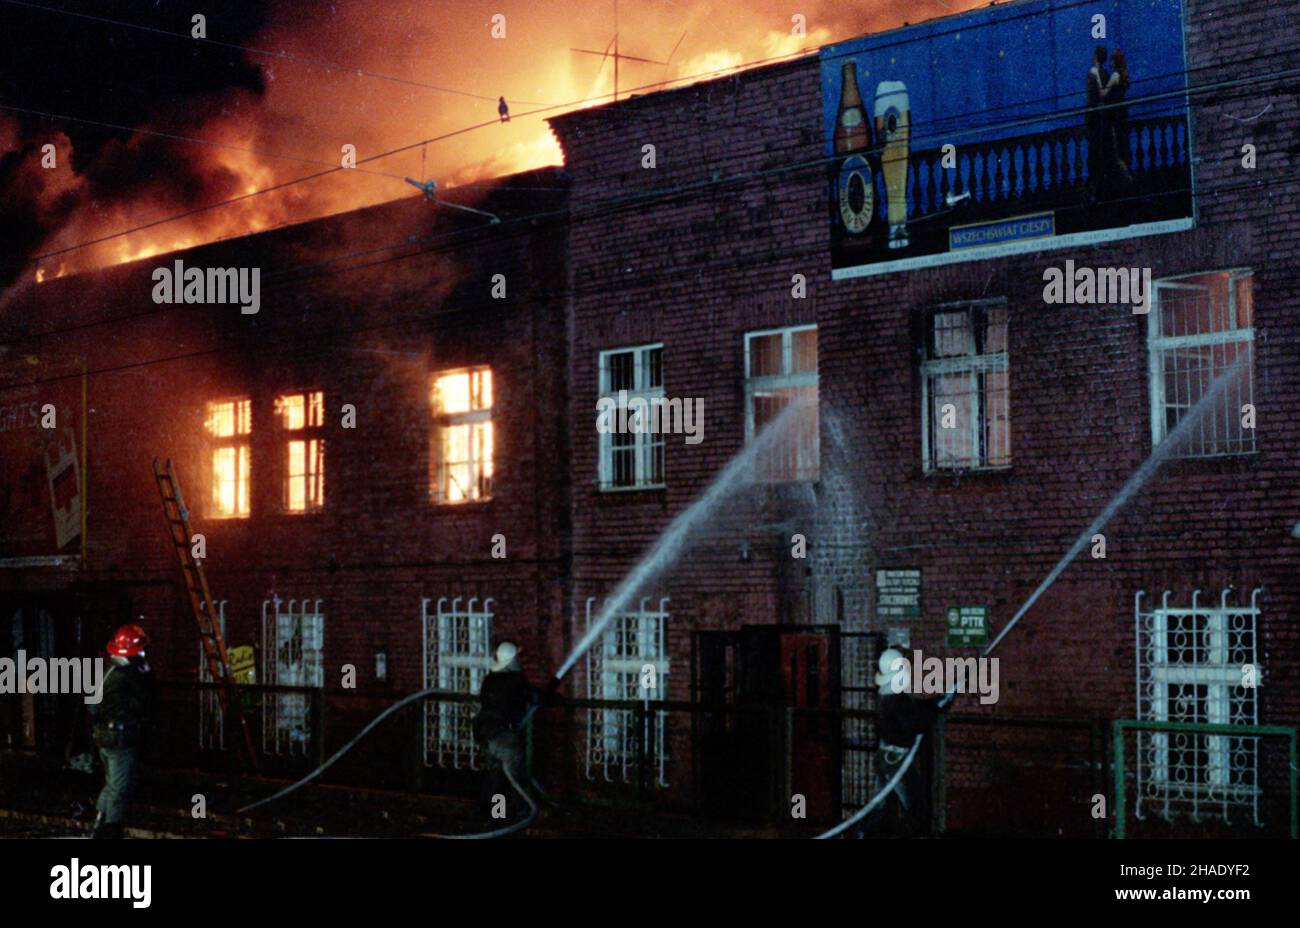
<box><xmin>874</xmin><ymin>80</ymin><xmax>910</xmax><ymax>249</ymax></box>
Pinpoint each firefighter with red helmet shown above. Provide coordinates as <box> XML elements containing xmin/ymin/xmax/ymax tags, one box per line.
<box><xmin>87</xmin><ymin>622</ymin><xmax>155</xmax><ymax>838</ymax></box>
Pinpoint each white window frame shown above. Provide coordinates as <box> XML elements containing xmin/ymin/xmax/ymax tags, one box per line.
<box><xmin>274</xmin><ymin>390</ymin><xmax>326</xmax><ymax>513</ymax></box>
<box><xmin>585</xmin><ymin>596</ymin><xmax>670</xmax><ymax>787</ymax></box>
<box><xmin>205</xmin><ymin>397</ymin><xmax>251</xmax><ymax>519</ymax></box>
<box><xmin>261</xmin><ymin>597</ymin><xmax>325</xmax><ymax>757</ymax></box>
<box><xmin>919</xmin><ymin>299</ymin><xmax>1010</xmax><ymax>473</ymax></box>
<box><xmin>744</xmin><ymin>324</ymin><xmax>819</xmax><ymax>483</ymax></box>
<box><xmin>1134</xmin><ymin>588</ymin><xmax>1262</xmax><ymax>824</ymax></box>
<box><xmin>1147</xmin><ymin>269</ymin><xmax>1255</xmax><ymax>457</ymax></box>
<box><xmin>598</xmin><ymin>344</ymin><xmax>666</xmax><ymax>491</ymax></box>
<box><xmin>422</xmin><ymin>596</ymin><xmax>493</xmax><ymax>770</ymax></box>
<box><xmin>431</xmin><ymin>366</ymin><xmax>493</xmax><ymax>504</ymax></box>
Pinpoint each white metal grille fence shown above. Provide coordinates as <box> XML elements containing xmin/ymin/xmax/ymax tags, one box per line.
<box><xmin>921</xmin><ymin>299</ymin><xmax>1010</xmax><ymax>471</ymax></box>
<box><xmin>198</xmin><ymin>600</ymin><xmax>226</xmax><ymax>751</ymax></box>
<box><xmin>1135</xmin><ymin>588</ymin><xmax>1262</xmax><ymax>825</ymax></box>
<box><xmin>1149</xmin><ymin>270</ymin><xmax>1254</xmax><ymax>457</ymax></box>
<box><xmin>585</xmin><ymin>596</ymin><xmax>670</xmax><ymax>786</ymax></box>
<box><xmin>422</xmin><ymin>596</ymin><xmax>493</xmax><ymax>769</ymax></box>
<box><xmin>260</xmin><ymin>597</ymin><xmax>325</xmax><ymax>756</ymax></box>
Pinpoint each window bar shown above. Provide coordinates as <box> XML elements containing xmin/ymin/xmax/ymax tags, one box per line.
<box><xmin>1158</xmin><ymin>590</ymin><xmax>1172</xmax><ymax>821</ymax></box>
<box><xmin>583</xmin><ymin>596</ymin><xmax>598</xmax><ymax>782</ymax></box>
<box><xmin>421</xmin><ymin>597</ymin><xmax>435</xmax><ymax>768</ymax></box>
<box><xmin>1188</xmin><ymin>589</ymin><xmax>1201</xmax><ymax>824</ymax></box>
<box><xmin>657</xmin><ymin>596</ymin><xmax>670</xmax><ymax>788</ymax></box>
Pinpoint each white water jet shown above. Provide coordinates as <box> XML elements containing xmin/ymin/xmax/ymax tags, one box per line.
<box><xmin>554</xmin><ymin>400</ymin><xmax>810</xmax><ymax>682</ymax></box>
<box><xmin>982</xmin><ymin>361</ymin><xmax>1250</xmax><ymax>657</ymax></box>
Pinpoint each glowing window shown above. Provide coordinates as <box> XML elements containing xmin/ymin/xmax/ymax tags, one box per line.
<box><xmin>431</xmin><ymin>368</ymin><xmax>493</xmax><ymax>504</ymax></box>
<box><xmin>205</xmin><ymin>399</ymin><xmax>251</xmax><ymax>518</ymax></box>
<box><xmin>276</xmin><ymin>391</ymin><xmax>325</xmax><ymax>512</ymax></box>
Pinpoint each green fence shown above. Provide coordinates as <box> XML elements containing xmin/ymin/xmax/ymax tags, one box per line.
<box><xmin>1112</xmin><ymin>719</ymin><xmax>1297</xmax><ymax>839</ymax></box>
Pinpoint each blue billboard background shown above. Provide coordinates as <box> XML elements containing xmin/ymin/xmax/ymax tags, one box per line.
<box><xmin>822</xmin><ymin>0</ymin><xmax>1193</xmax><ymax>277</ymax></box>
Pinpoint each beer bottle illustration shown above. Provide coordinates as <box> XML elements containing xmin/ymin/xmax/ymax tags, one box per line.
<box><xmin>834</xmin><ymin>61</ymin><xmax>875</xmax><ymax>237</ymax></box>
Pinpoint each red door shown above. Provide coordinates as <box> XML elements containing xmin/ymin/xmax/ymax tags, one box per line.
<box><xmin>780</xmin><ymin>631</ymin><xmax>837</xmax><ymax>820</ymax></box>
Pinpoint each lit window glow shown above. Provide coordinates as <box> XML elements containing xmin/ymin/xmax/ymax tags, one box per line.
<box><xmin>206</xmin><ymin>399</ymin><xmax>251</xmax><ymax>518</ymax></box>
<box><xmin>431</xmin><ymin>368</ymin><xmax>493</xmax><ymax>504</ymax></box>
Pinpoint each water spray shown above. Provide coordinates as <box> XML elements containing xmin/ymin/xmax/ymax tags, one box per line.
<box><xmin>817</xmin><ymin>361</ymin><xmax>1249</xmax><ymax>838</ymax></box>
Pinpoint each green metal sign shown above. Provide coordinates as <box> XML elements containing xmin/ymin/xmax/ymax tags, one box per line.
<box><xmin>946</xmin><ymin>605</ymin><xmax>988</xmax><ymax>647</ymax></box>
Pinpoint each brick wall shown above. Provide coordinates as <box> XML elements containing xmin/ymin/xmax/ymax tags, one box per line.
<box><xmin>550</xmin><ymin>0</ymin><xmax>1299</xmax><ymax>828</ymax></box>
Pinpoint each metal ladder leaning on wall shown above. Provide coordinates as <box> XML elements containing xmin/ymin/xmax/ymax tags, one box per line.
<box><xmin>152</xmin><ymin>458</ymin><xmax>259</xmax><ymax>771</ymax></box>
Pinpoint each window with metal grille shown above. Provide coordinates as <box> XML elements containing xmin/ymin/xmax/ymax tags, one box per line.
<box><xmin>261</xmin><ymin>598</ymin><xmax>324</xmax><ymax>756</ymax></box>
<box><xmin>745</xmin><ymin>325</ymin><xmax>818</xmax><ymax>482</ymax></box>
<box><xmin>275</xmin><ymin>391</ymin><xmax>325</xmax><ymax>512</ymax></box>
<box><xmin>205</xmin><ymin>398</ymin><xmax>251</xmax><ymax>518</ymax></box>
<box><xmin>920</xmin><ymin>300</ymin><xmax>1010</xmax><ymax>472</ymax></box>
<box><xmin>585</xmin><ymin>597</ymin><xmax>670</xmax><ymax>787</ymax></box>
<box><xmin>431</xmin><ymin>367</ymin><xmax>493</xmax><ymax>504</ymax></box>
<box><xmin>1149</xmin><ymin>270</ymin><xmax>1254</xmax><ymax>457</ymax></box>
<box><xmin>598</xmin><ymin>344</ymin><xmax>666</xmax><ymax>490</ymax></box>
<box><xmin>1135</xmin><ymin>589</ymin><xmax>1261</xmax><ymax>822</ymax></box>
<box><xmin>422</xmin><ymin>597</ymin><xmax>493</xmax><ymax>769</ymax></box>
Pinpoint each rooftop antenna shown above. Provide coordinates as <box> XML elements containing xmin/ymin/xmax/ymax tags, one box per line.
<box><xmin>571</xmin><ymin>0</ymin><xmax>666</xmax><ymax>102</ymax></box>
<box><xmin>404</xmin><ymin>177</ymin><xmax>501</xmax><ymax>224</ymax></box>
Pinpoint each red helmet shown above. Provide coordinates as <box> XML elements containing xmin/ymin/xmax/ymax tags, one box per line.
<box><xmin>107</xmin><ymin>624</ymin><xmax>149</xmax><ymax>658</ymax></box>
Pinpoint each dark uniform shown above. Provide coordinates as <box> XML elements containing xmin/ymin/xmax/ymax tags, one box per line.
<box><xmin>873</xmin><ymin>691</ymin><xmax>946</xmax><ymax>837</ymax></box>
<box><xmin>473</xmin><ymin>667</ymin><xmax>537</xmax><ymax>821</ymax></box>
<box><xmin>87</xmin><ymin>657</ymin><xmax>154</xmax><ymax>837</ymax></box>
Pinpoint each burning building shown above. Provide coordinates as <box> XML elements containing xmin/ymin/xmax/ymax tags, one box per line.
<box><xmin>1</xmin><ymin>0</ymin><xmax>1297</xmax><ymax>839</ymax></box>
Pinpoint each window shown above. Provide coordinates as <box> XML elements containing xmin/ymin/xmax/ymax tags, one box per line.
<box><xmin>275</xmin><ymin>391</ymin><xmax>325</xmax><ymax>512</ymax></box>
<box><xmin>585</xmin><ymin>597</ymin><xmax>670</xmax><ymax>787</ymax></box>
<box><xmin>205</xmin><ymin>398</ymin><xmax>250</xmax><ymax>517</ymax></box>
<box><xmin>1149</xmin><ymin>270</ymin><xmax>1254</xmax><ymax>457</ymax></box>
<box><xmin>599</xmin><ymin>345</ymin><xmax>665</xmax><ymax>490</ymax></box>
<box><xmin>1135</xmin><ymin>588</ymin><xmax>1260</xmax><ymax>821</ymax></box>
<box><xmin>431</xmin><ymin>367</ymin><xmax>493</xmax><ymax>504</ymax></box>
<box><xmin>261</xmin><ymin>598</ymin><xmax>325</xmax><ymax>757</ymax></box>
<box><xmin>744</xmin><ymin>325</ymin><xmax>818</xmax><ymax>482</ymax></box>
<box><xmin>921</xmin><ymin>300</ymin><xmax>1010</xmax><ymax>471</ymax></box>
<box><xmin>422</xmin><ymin>597</ymin><xmax>493</xmax><ymax>769</ymax></box>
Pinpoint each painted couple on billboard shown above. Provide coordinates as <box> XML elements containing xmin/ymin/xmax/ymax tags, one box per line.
<box><xmin>824</xmin><ymin>0</ymin><xmax>1194</xmax><ymax>278</ymax></box>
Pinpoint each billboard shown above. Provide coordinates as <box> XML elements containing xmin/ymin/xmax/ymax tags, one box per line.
<box><xmin>823</xmin><ymin>0</ymin><xmax>1193</xmax><ymax>278</ymax></box>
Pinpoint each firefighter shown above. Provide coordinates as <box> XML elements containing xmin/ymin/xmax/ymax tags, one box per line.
<box><xmin>87</xmin><ymin>623</ymin><xmax>155</xmax><ymax>839</ymax></box>
<box><xmin>871</xmin><ymin>645</ymin><xmax>948</xmax><ymax>837</ymax></box>
<box><xmin>473</xmin><ymin>641</ymin><xmax>537</xmax><ymax>822</ymax></box>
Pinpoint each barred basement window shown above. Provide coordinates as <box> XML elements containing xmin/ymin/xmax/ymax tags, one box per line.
<box><xmin>275</xmin><ymin>391</ymin><xmax>325</xmax><ymax>512</ymax></box>
<box><xmin>422</xmin><ymin>596</ymin><xmax>493</xmax><ymax>769</ymax></box>
<box><xmin>745</xmin><ymin>325</ymin><xmax>818</xmax><ymax>482</ymax></box>
<box><xmin>1149</xmin><ymin>270</ymin><xmax>1255</xmax><ymax>457</ymax></box>
<box><xmin>920</xmin><ymin>300</ymin><xmax>1010</xmax><ymax>472</ymax></box>
<box><xmin>1135</xmin><ymin>589</ymin><xmax>1261</xmax><ymax>824</ymax></box>
<box><xmin>585</xmin><ymin>596</ymin><xmax>670</xmax><ymax>787</ymax></box>
<box><xmin>205</xmin><ymin>398</ymin><xmax>250</xmax><ymax>518</ymax></box>
<box><xmin>431</xmin><ymin>367</ymin><xmax>493</xmax><ymax>504</ymax></box>
<box><xmin>599</xmin><ymin>344</ymin><xmax>666</xmax><ymax>490</ymax></box>
<box><xmin>261</xmin><ymin>598</ymin><xmax>325</xmax><ymax>756</ymax></box>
